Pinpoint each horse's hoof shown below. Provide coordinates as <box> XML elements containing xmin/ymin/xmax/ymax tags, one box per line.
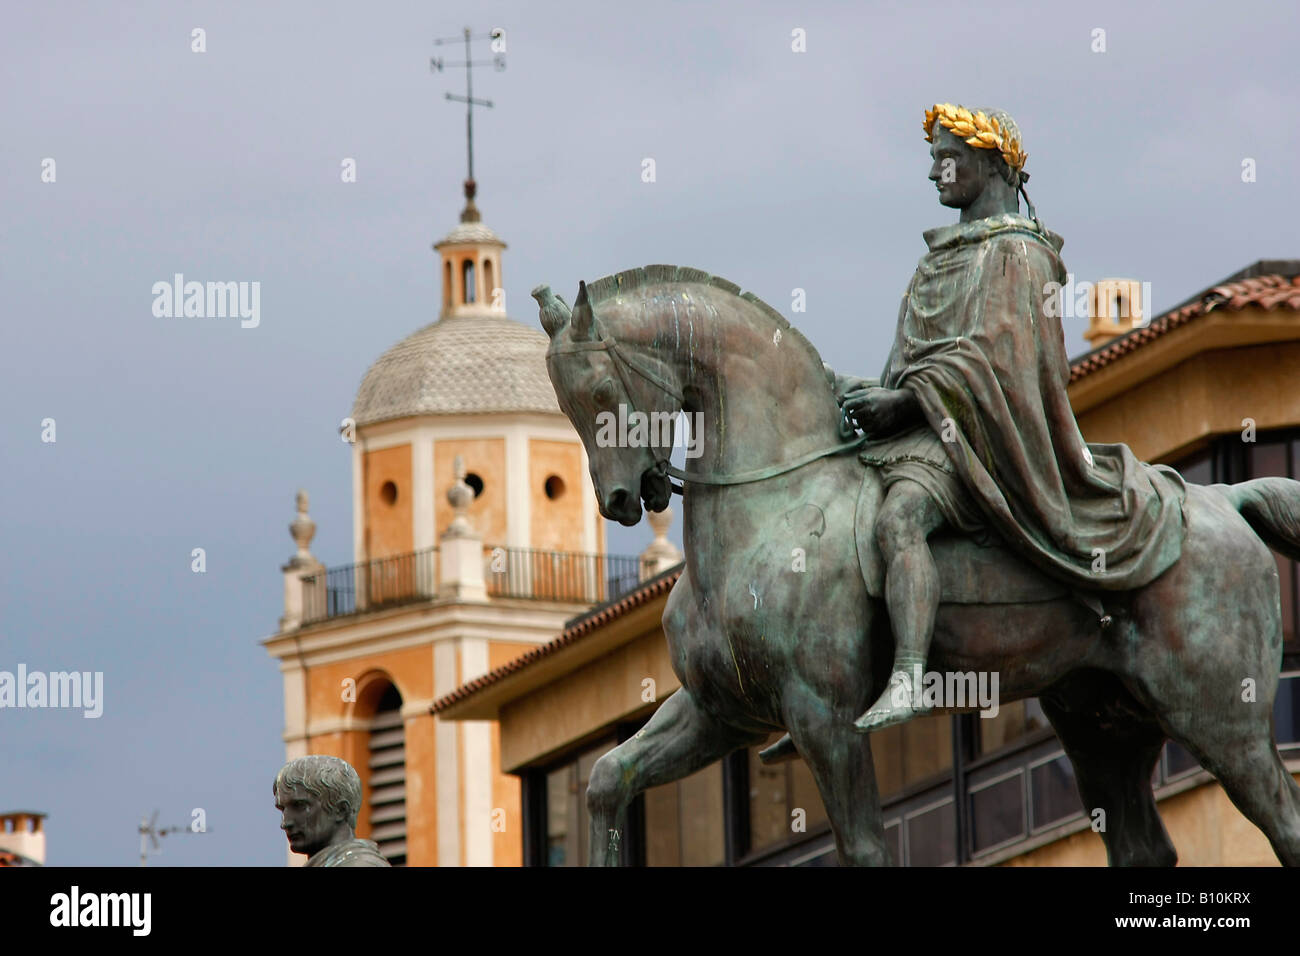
<box><xmin>759</xmin><ymin>734</ymin><xmax>798</xmax><ymax>764</ymax></box>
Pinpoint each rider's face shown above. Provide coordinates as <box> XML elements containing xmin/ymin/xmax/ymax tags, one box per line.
<box><xmin>928</xmin><ymin>125</ymin><xmax>989</xmax><ymax>210</ymax></box>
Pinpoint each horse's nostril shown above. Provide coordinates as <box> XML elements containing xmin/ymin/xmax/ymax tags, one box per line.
<box><xmin>607</xmin><ymin>489</ymin><xmax>630</xmax><ymax>513</ymax></box>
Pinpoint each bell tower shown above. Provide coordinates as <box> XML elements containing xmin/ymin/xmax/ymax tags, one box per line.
<box><xmin>436</xmin><ymin>181</ymin><xmax>506</xmax><ymax>319</ymax></box>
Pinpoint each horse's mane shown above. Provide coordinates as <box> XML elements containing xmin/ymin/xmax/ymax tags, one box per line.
<box><xmin>583</xmin><ymin>264</ymin><xmax>829</xmax><ymax>372</ymax></box>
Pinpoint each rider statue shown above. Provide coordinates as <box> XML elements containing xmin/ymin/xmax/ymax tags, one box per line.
<box><xmin>837</xmin><ymin>104</ymin><xmax>1186</xmax><ymax>732</ymax></box>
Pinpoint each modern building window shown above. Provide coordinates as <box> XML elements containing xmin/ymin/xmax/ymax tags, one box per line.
<box><xmin>872</xmin><ymin>713</ymin><xmax>953</xmax><ymax>798</ymax></box>
<box><xmin>368</xmin><ymin>684</ymin><xmax>407</xmax><ymax>865</ymax></box>
<box><xmin>1276</xmin><ymin>673</ymin><xmax>1300</xmax><ymax>747</ymax></box>
<box><xmin>977</xmin><ymin>699</ymin><xmax>1049</xmax><ymax>756</ymax></box>
<box><xmin>746</xmin><ymin>733</ymin><xmax>829</xmax><ymax>855</ymax></box>
<box><xmin>1028</xmin><ymin>753</ymin><xmax>1084</xmax><ymax>831</ymax></box>
<box><xmin>1245</xmin><ymin>439</ymin><xmax>1297</xmax><ymax>651</ymax></box>
<box><xmin>969</xmin><ymin>769</ymin><xmax>1026</xmax><ymax>855</ymax></box>
<box><xmin>905</xmin><ymin>796</ymin><xmax>957</xmax><ymax>866</ymax></box>
<box><xmin>643</xmin><ymin>762</ymin><xmax>725</xmax><ymax>866</ymax></box>
<box><xmin>544</xmin><ymin>739</ymin><xmax>615</xmax><ymax>866</ymax></box>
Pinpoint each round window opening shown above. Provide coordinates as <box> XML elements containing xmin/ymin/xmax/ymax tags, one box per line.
<box><xmin>544</xmin><ymin>475</ymin><xmax>566</xmax><ymax>500</ymax></box>
<box><xmin>465</xmin><ymin>473</ymin><xmax>485</xmax><ymax>498</ymax></box>
<box><xmin>380</xmin><ymin>481</ymin><xmax>398</xmax><ymax>505</ymax></box>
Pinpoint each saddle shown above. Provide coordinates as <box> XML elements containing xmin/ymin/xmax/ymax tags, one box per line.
<box><xmin>852</xmin><ymin>464</ymin><xmax>1068</xmax><ymax>605</ymax></box>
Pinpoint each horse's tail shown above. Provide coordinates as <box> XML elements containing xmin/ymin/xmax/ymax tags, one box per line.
<box><xmin>1216</xmin><ymin>478</ymin><xmax>1300</xmax><ymax>561</ymax></box>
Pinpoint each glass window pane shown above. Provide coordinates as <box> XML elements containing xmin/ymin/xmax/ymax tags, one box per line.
<box><xmin>900</xmin><ymin>712</ymin><xmax>952</xmax><ymax>787</ymax></box>
<box><xmin>544</xmin><ymin>740</ymin><xmax>616</xmax><ymax>867</ymax></box>
<box><xmin>884</xmin><ymin>820</ymin><xmax>902</xmax><ymax>865</ymax></box>
<box><xmin>789</xmin><ymin>756</ymin><xmax>829</xmax><ymax>833</ymax></box>
<box><xmin>1274</xmin><ymin>675</ymin><xmax>1300</xmax><ymax>745</ymax></box>
<box><xmin>645</xmin><ymin>762</ymin><xmax>725</xmax><ymax>866</ymax></box>
<box><xmin>1175</xmin><ymin>450</ymin><xmax>1212</xmax><ymax>485</ymax></box>
<box><xmin>1164</xmin><ymin>740</ymin><xmax>1200</xmax><ymax>777</ymax></box>
<box><xmin>747</xmin><ymin>734</ymin><xmax>831</xmax><ymax>854</ymax></box>
<box><xmin>1275</xmin><ymin>554</ymin><xmax>1297</xmax><ymax>651</ymax></box>
<box><xmin>545</xmin><ymin>764</ymin><xmax>579</xmax><ymax>867</ymax></box>
<box><xmin>906</xmin><ymin>800</ymin><xmax>956</xmax><ymax>866</ymax></box>
<box><xmin>1030</xmin><ymin>755</ymin><xmax>1083</xmax><ymax>830</ymax></box>
<box><xmin>749</xmin><ymin>734</ymin><xmax>791</xmax><ymax>852</ymax></box>
<box><xmin>1249</xmin><ymin>441</ymin><xmax>1288</xmax><ymax>478</ymax></box>
<box><xmin>872</xmin><ymin>724</ymin><xmax>905</xmax><ymax>798</ymax></box>
<box><xmin>969</xmin><ymin>773</ymin><xmax>1025</xmax><ymax>854</ymax></box>
<box><xmin>575</xmin><ymin>743</ymin><xmax>612</xmax><ymax>866</ymax></box>
<box><xmin>643</xmin><ymin>780</ymin><xmax>680</xmax><ymax>866</ymax></box>
<box><xmin>977</xmin><ymin>699</ymin><xmax>1040</xmax><ymax>755</ymax></box>
<box><xmin>679</xmin><ymin>762</ymin><xmax>725</xmax><ymax>865</ymax></box>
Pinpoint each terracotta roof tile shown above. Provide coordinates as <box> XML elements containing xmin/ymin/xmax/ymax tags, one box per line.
<box><xmin>430</xmin><ymin>566</ymin><xmax>683</xmax><ymax>714</ymax></box>
<box><xmin>433</xmin><ymin>268</ymin><xmax>1300</xmax><ymax>711</ymax></box>
<box><xmin>1069</xmin><ymin>274</ymin><xmax>1300</xmax><ymax>383</ymax></box>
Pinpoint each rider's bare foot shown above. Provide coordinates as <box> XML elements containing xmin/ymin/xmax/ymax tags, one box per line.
<box><xmin>853</xmin><ymin>666</ymin><xmax>931</xmax><ymax>732</ymax></box>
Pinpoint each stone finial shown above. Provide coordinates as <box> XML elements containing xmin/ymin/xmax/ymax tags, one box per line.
<box><xmin>288</xmin><ymin>489</ymin><xmax>317</xmax><ymax>568</ymax></box>
<box><xmin>639</xmin><ymin>506</ymin><xmax>684</xmax><ymax>581</ymax></box>
<box><xmin>446</xmin><ymin>455</ymin><xmax>474</xmax><ymax>537</ymax></box>
<box><xmin>460</xmin><ymin>178</ymin><xmax>481</xmax><ymax>223</ymax></box>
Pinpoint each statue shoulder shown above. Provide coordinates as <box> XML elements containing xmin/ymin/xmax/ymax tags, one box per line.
<box><xmin>306</xmin><ymin>838</ymin><xmax>391</xmax><ymax>867</ymax></box>
<box><xmin>980</xmin><ymin>227</ymin><xmax>1066</xmax><ymax>279</ymax></box>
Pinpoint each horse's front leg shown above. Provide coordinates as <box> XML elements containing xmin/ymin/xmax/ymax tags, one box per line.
<box><xmin>586</xmin><ymin>687</ymin><xmax>764</xmax><ymax>866</ymax></box>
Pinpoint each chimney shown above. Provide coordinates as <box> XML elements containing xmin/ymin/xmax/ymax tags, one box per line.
<box><xmin>0</xmin><ymin>811</ymin><xmax>47</xmax><ymax>866</ymax></box>
<box><xmin>1084</xmin><ymin>278</ymin><xmax>1145</xmax><ymax>348</ymax></box>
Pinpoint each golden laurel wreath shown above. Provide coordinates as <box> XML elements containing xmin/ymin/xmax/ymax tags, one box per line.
<box><xmin>923</xmin><ymin>103</ymin><xmax>1027</xmax><ymax>173</ymax></box>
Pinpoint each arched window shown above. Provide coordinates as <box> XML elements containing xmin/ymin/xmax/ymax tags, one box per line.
<box><xmin>483</xmin><ymin>259</ymin><xmax>494</xmax><ymax>308</ymax></box>
<box><xmin>462</xmin><ymin>259</ymin><xmax>476</xmax><ymax>304</ymax></box>
<box><xmin>443</xmin><ymin>260</ymin><xmax>452</xmax><ymax>312</ymax></box>
<box><xmin>368</xmin><ymin>684</ymin><xmax>407</xmax><ymax>865</ymax></box>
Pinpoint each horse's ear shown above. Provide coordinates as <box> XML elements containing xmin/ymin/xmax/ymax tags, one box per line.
<box><xmin>531</xmin><ymin>284</ymin><xmax>571</xmax><ymax>338</ymax></box>
<box><xmin>571</xmin><ymin>280</ymin><xmax>595</xmax><ymax>341</ymax></box>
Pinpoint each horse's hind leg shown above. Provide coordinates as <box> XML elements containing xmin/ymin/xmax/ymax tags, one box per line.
<box><xmin>585</xmin><ymin>687</ymin><xmax>764</xmax><ymax>866</ymax></box>
<box><xmin>1040</xmin><ymin>672</ymin><xmax>1176</xmax><ymax>866</ymax></box>
<box><xmin>784</xmin><ymin>685</ymin><xmax>891</xmax><ymax>866</ymax></box>
<box><xmin>1156</xmin><ymin>682</ymin><xmax>1300</xmax><ymax>865</ymax></box>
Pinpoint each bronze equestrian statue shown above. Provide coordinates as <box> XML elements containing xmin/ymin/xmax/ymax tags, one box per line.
<box><xmin>533</xmin><ymin>103</ymin><xmax>1300</xmax><ymax>867</ymax></box>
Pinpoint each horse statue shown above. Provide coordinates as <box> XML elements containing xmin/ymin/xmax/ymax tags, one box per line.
<box><xmin>532</xmin><ymin>264</ymin><xmax>1300</xmax><ymax>867</ymax></box>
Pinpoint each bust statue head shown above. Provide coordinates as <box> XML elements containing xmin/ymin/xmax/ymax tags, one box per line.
<box><xmin>273</xmin><ymin>754</ymin><xmax>362</xmax><ymax>859</ymax></box>
<box><xmin>924</xmin><ymin>104</ymin><xmax>1026</xmax><ymax>223</ymax></box>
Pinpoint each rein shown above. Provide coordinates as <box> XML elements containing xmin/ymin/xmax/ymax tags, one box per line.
<box><xmin>552</xmin><ymin>336</ymin><xmax>866</xmax><ymax>494</ymax></box>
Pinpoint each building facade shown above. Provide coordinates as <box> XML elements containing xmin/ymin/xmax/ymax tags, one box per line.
<box><xmin>434</xmin><ymin>261</ymin><xmax>1300</xmax><ymax>866</ymax></box>
<box><xmin>263</xmin><ymin>180</ymin><xmax>635</xmax><ymax>866</ymax></box>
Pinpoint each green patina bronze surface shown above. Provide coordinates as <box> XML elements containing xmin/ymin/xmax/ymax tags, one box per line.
<box><xmin>533</xmin><ymin>105</ymin><xmax>1300</xmax><ymax>867</ymax></box>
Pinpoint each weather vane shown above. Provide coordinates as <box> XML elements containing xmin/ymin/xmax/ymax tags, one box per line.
<box><xmin>431</xmin><ymin>26</ymin><xmax>506</xmax><ymax>207</ymax></box>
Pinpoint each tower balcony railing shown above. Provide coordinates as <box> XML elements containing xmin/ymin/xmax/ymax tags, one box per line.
<box><xmin>298</xmin><ymin>546</ymin><xmax>642</xmax><ymax>625</ymax></box>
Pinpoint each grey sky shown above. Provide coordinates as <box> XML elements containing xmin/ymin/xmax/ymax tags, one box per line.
<box><xmin>2</xmin><ymin>0</ymin><xmax>1295</xmax><ymax>865</ymax></box>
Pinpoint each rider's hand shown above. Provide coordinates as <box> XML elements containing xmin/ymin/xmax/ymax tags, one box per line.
<box><xmin>840</xmin><ymin>387</ymin><xmax>910</xmax><ymax>437</ymax></box>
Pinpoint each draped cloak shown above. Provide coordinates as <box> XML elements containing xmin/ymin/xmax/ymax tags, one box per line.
<box><xmin>881</xmin><ymin>213</ymin><xmax>1186</xmax><ymax>591</ymax></box>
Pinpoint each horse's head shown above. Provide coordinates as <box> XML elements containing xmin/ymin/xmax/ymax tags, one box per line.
<box><xmin>532</xmin><ymin>280</ymin><xmax>675</xmax><ymax>527</ymax></box>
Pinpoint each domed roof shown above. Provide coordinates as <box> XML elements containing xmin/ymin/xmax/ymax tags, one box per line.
<box><xmin>435</xmin><ymin>220</ymin><xmax>505</xmax><ymax>247</ymax></box>
<box><xmin>351</xmin><ymin>314</ymin><xmax>560</xmax><ymax>426</ymax></box>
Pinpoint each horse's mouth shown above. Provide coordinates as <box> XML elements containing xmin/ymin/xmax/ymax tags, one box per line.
<box><xmin>640</xmin><ymin>470</ymin><xmax>671</xmax><ymax>514</ymax></box>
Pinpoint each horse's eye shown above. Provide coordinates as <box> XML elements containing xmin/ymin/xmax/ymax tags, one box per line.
<box><xmin>593</xmin><ymin>379</ymin><xmax>616</xmax><ymax>406</ymax></box>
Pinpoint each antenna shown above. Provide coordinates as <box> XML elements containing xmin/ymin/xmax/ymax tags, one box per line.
<box><xmin>138</xmin><ymin>810</ymin><xmax>209</xmax><ymax>867</ymax></box>
<box><xmin>431</xmin><ymin>26</ymin><xmax>505</xmax><ymax>206</ymax></box>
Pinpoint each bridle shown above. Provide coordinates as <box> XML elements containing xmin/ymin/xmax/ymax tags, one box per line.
<box><xmin>550</xmin><ymin>335</ymin><xmax>866</xmax><ymax>495</ymax></box>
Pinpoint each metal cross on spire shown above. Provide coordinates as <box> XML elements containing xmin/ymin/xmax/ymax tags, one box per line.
<box><xmin>431</xmin><ymin>27</ymin><xmax>506</xmax><ymax>223</ymax></box>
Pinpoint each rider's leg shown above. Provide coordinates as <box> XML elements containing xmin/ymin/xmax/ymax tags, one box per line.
<box><xmin>854</xmin><ymin>480</ymin><xmax>947</xmax><ymax>732</ymax></box>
